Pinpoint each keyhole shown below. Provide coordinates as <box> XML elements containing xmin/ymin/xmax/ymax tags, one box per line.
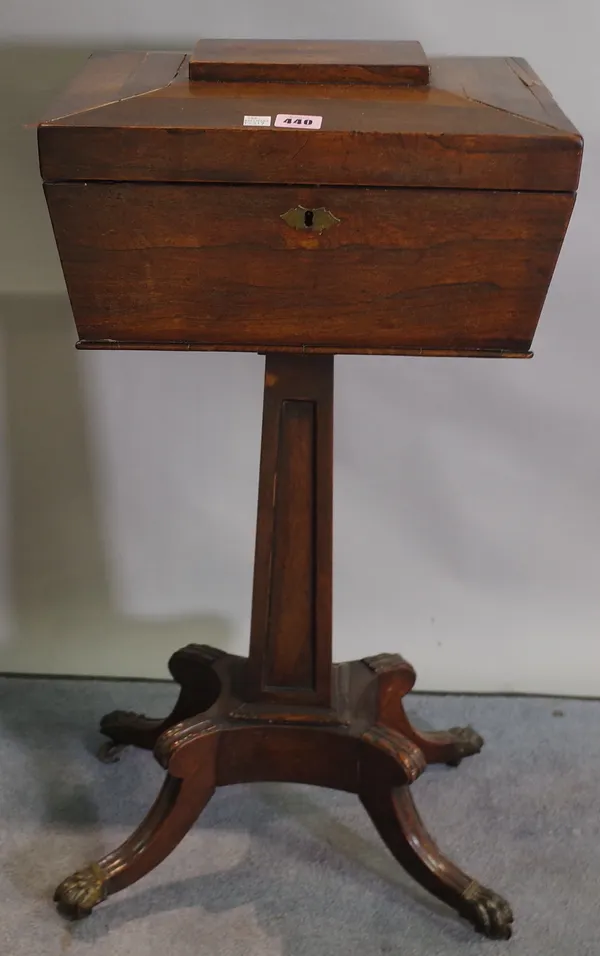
<box><xmin>304</xmin><ymin>209</ymin><xmax>314</xmax><ymax>229</ymax></box>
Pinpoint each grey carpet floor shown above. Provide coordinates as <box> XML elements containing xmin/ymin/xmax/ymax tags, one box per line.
<box><xmin>0</xmin><ymin>677</ymin><xmax>598</xmax><ymax>956</ymax></box>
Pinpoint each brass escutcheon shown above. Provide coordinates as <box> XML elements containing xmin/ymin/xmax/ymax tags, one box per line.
<box><xmin>281</xmin><ymin>205</ymin><xmax>340</xmax><ymax>233</ymax></box>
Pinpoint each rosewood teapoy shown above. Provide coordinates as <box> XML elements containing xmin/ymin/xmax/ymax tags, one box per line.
<box><xmin>38</xmin><ymin>38</ymin><xmax>582</xmax><ymax>940</ymax></box>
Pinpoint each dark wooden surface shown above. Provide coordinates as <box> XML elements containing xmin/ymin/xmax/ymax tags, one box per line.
<box><xmin>44</xmin><ymin>183</ymin><xmax>573</xmax><ymax>354</ymax></box>
<box><xmin>433</xmin><ymin>56</ymin><xmax>581</xmax><ymax>134</ymax></box>
<box><xmin>189</xmin><ymin>39</ymin><xmax>430</xmax><ymax>86</ymax></box>
<box><xmin>38</xmin><ymin>51</ymin><xmax>187</xmax><ymax>123</ymax></box>
<box><xmin>39</xmin><ymin>53</ymin><xmax>582</xmax><ymax>191</ymax></box>
<box><xmin>247</xmin><ymin>354</ymin><xmax>333</xmax><ymax>707</ymax></box>
<box><xmin>76</xmin><ymin>342</ymin><xmax>533</xmax><ymax>358</ymax></box>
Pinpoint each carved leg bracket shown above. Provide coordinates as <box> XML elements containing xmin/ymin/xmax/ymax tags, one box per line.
<box><xmin>362</xmin><ymin>652</ymin><xmax>485</xmax><ymax>766</ymax></box>
<box><xmin>98</xmin><ymin>644</ymin><xmax>226</xmax><ymax>759</ymax></box>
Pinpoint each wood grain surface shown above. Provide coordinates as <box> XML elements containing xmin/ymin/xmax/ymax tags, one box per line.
<box><xmin>44</xmin><ymin>183</ymin><xmax>574</xmax><ymax>354</ymax></box>
<box><xmin>189</xmin><ymin>39</ymin><xmax>430</xmax><ymax>86</ymax></box>
<box><xmin>38</xmin><ymin>53</ymin><xmax>582</xmax><ymax>191</ymax></box>
<box><xmin>247</xmin><ymin>354</ymin><xmax>333</xmax><ymax>707</ymax></box>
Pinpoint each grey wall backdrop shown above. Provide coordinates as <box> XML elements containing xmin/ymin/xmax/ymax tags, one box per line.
<box><xmin>0</xmin><ymin>2</ymin><xmax>598</xmax><ymax>693</ymax></box>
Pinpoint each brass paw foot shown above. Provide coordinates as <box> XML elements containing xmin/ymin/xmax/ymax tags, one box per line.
<box><xmin>444</xmin><ymin>726</ymin><xmax>484</xmax><ymax>767</ymax></box>
<box><xmin>459</xmin><ymin>881</ymin><xmax>514</xmax><ymax>939</ymax></box>
<box><xmin>99</xmin><ymin>709</ymin><xmax>165</xmax><ymax>755</ymax></box>
<box><xmin>54</xmin><ymin>863</ymin><xmax>109</xmax><ymax>920</ymax></box>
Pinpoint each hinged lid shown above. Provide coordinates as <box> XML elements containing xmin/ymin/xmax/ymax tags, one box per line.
<box><xmin>38</xmin><ymin>41</ymin><xmax>582</xmax><ymax>191</ymax></box>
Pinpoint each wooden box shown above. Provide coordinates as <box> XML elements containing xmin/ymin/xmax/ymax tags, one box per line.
<box><xmin>38</xmin><ymin>40</ymin><xmax>582</xmax><ymax>357</ymax></box>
